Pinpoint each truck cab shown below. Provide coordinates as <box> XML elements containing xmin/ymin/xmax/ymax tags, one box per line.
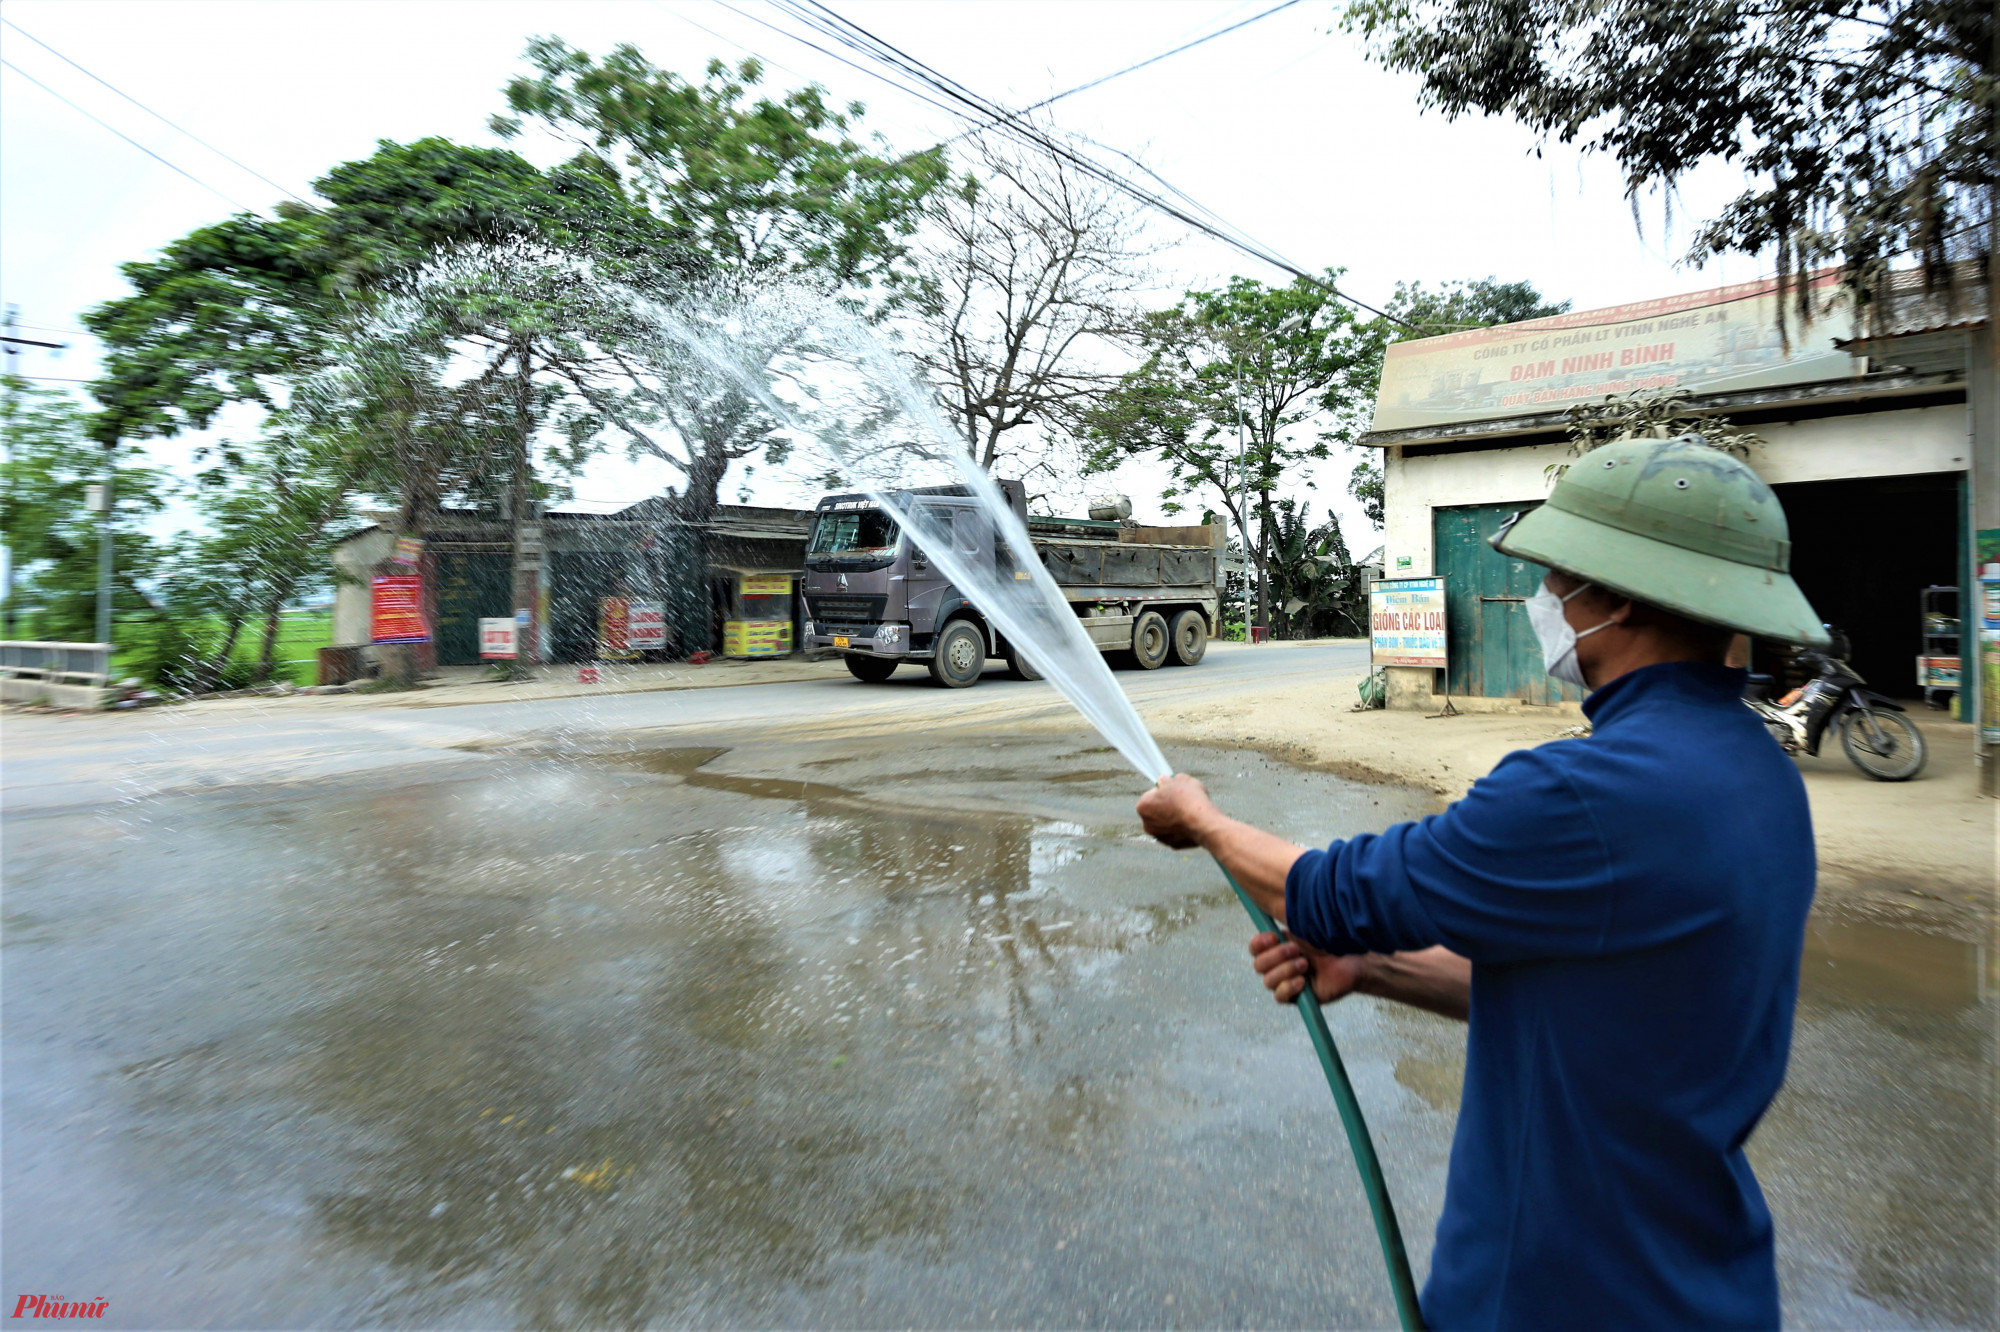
<box><xmin>800</xmin><ymin>484</ymin><xmax>1021</xmax><ymax>679</ymax></box>
<box><xmin>802</xmin><ymin>481</ymin><xmax>1222</xmax><ymax>687</ymax></box>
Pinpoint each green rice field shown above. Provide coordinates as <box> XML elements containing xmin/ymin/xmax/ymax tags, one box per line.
<box><xmin>109</xmin><ymin>609</ymin><xmax>334</xmax><ymax>689</ymax></box>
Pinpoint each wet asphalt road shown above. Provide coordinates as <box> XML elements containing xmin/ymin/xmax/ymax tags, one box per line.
<box><xmin>3</xmin><ymin>644</ymin><xmax>1994</xmax><ymax>1328</ymax></box>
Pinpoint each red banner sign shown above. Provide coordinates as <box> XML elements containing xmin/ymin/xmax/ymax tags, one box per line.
<box><xmin>371</xmin><ymin>575</ymin><xmax>428</xmax><ymax>644</ymax></box>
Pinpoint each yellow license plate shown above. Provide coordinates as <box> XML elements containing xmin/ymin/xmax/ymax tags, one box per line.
<box><xmin>833</xmin><ymin>635</ymin><xmax>850</xmax><ymax>648</ymax></box>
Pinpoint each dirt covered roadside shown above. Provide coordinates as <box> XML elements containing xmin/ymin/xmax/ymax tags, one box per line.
<box><xmin>1143</xmin><ymin>652</ymin><xmax>1996</xmax><ymax>943</ymax></box>
<box><xmin>69</xmin><ymin>654</ymin><xmax>852</xmax><ymax>719</ymax></box>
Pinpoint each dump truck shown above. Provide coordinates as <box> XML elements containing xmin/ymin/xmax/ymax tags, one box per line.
<box><xmin>800</xmin><ymin>480</ymin><xmax>1226</xmax><ymax>687</ymax></box>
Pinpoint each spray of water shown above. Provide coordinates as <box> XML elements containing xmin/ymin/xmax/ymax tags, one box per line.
<box><xmin>648</xmin><ymin>288</ymin><xmax>1172</xmax><ymax>783</ymax></box>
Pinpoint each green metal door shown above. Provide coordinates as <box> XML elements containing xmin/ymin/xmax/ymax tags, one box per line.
<box><xmin>433</xmin><ymin>551</ymin><xmax>512</xmax><ymax>666</ymax></box>
<box><xmin>1433</xmin><ymin>502</ymin><xmax>1583</xmax><ymax>706</ymax></box>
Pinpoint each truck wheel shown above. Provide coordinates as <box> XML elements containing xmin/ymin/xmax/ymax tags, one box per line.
<box><xmin>844</xmin><ymin>654</ymin><xmax>898</xmax><ymax>683</ymax></box>
<box><xmin>1131</xmin><ymin>610</ymin><xmax>1170</xmax><ymax>670</ymax></box>
<box><xmin>928</xmin><ymin>619</ymin><xmax>987</xmax><ymax>688</ymax></box>
<box><xmin>1004</xmin><ymin>644</ymin><xmax>1042</xmax><ymax>681</ymax></box>
<box><xmin>1167</xmin><ymin>610</ymin><xmax>1208</xmax><ymax>666</ymax></box>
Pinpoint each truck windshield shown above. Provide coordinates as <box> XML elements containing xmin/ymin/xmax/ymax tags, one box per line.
<box><xmin>811</xmin><ymin>509</ymin><xmax>899</xmax><ymax>556</ymax></box>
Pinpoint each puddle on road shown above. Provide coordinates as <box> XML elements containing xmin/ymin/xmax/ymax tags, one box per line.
<box><xmin>1800</xmin><ymin>914</ymin><xmax>1988</xmax><ymax>1012</ymax></box>
<box><xmin>11</xmin><ymin>735</ymin><xmax>1439</xmax><ymax>1327</ymax></box>
<box><xmin>6</xmin><ymin>733</ymin><xmax>1993</xmax><ymax>1328</ymax></box>
<box><xmin>1759</xmin><ymin>910</ymin><xmax>1996</xmax><ymax>1328</ymax></box>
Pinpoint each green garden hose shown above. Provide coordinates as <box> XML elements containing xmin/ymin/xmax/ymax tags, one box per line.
<box><xmin>1213</xmin><ymin>857</ymin><xmax>1426</xmax><ymax>1332</ymax></box>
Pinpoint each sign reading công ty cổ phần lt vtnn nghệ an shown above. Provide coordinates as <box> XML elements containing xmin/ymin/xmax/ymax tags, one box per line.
<box><xmin>1369</xmin><ymin>270</ymin><xmax>1861</xmax><ymax>434</ymax></box>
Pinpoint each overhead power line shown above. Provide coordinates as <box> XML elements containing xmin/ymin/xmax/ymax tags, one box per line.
<box><xmin>725</xmin><ymin>0</ymin><xmax>1310</xmax><ymax>141</ymax></box>
<box><xmin>777</xmin><ymin>1</ymin><xmax>1407</xmax><ymax>323</ymax></box>
<box><xmin>711</xmin><ymin>0</ymin><xmax>981</xmax><ymax>126</ymax></box>
<box><xmin>1</xmin><ymin>17</ymin><xmax>307</xmax><ymax>204</ymax></box>
<box><xmin>0</xmin><ymin>58</ymin><xmax>250</xmax><ymax>209</ymax></box>
<box><xmin>1015</xmin><ymin>0</ymin><xmax>1305</xmax><ymax>115</ymax></box>
<box><xmin>8</xmin><ymin>323</ymin><xmax>95</xmax><ymax>338</ymax></box>
<box><xmin>758</xmin><ymin>0</ymin><xmax>1416</xmax><ymax>329</ymax></box>
<box><xmin>651</xmin><ymin>0</ymin><xmax>814</xmax><ymax>85</ymax></box>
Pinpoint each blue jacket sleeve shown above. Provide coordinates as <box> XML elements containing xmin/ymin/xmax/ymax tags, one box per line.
<box><xmin>1284</xmin><ymin>745</ymin><xmax>1617</xmax><ymax>964</ymax></box>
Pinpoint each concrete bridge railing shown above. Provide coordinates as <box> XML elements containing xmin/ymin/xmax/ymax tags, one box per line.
<box><xmin>1</xmin><ymin>641</ymin><xmax>113</xmax><ymax>709</ymax></box>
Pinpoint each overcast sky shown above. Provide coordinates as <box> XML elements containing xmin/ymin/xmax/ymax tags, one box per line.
<box><xmin>1</xmin><ymin>0</ymin><xmax>1765</xmax><ymax>544</ymax></box>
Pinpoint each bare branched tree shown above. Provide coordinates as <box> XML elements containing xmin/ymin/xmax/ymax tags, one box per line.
<box><xmin>911</xmin><ymin>133</ymin><xmax>1157</xmax><ymax>501</ymax></box>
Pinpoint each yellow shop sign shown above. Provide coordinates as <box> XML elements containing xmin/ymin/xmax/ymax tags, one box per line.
<box><xmin>723</xmin><ymin>619</ymin><xmax>793</xmax><ymax>658</ymax></box>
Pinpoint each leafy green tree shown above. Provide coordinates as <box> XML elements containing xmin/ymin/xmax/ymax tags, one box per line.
<box><xmin>1345</xmin><ymin>0</ymin><xmax>1995</xmax><ymax>333</ymax></box>
<box><xmin>281</xmin><ymin>288</ymin><xmax>533</xmax><ymax>684</ymax></box>
<box><xmin>165</xmin><ymin>426</ymin><xmax>355</xmax><ymax>689</ymax></box>
<box><xmin>495</xmin><ymin>43</ymin><xmax>945</xmax><ymax>295</ymax></box>
<box><xmin>85</xmin><ymin>137</ymin><xmax>662</xmax><ymax>452</ymax></box>
<box><xmin>1386</xmin><ymin>277</ymin><xmax>1571</xmax><ymax>339</ymax></box>
<box><xmin>305</xmin><ymin>137</ymin><xmax>670</xmax><ymax>286</ymax></box>
<box><xmin>84</xmin><ymin>211</ymin><xmax>330</xmax><ymax>447</ymax></box>
<box><xmin>315</xmin><ymin>147</ymin><xmax>674</xmax><ymax>672</ymax></box>
<box><xmin>1347</xmin><ymin>460</ymin><xmax>1386</xmax><ymax>530</ymax></box>
<box><xmin>85</xmin><ymin>137</ymin><xmax>672</xmax><ymax>681</ymax></box>
<box><xmin>1</xmin><ymin>378</ymin><xmax>169</xmax><ymax>643</ymax></box>
<box><xmin>1081</xmin><ymin>273</ymin><xmax>1387</xmax><ymax>626</ymax></box>
<box><xmin>493</xmin><ymin>42</ymin><xmax>948</xmax><ymax>520</ymax></box>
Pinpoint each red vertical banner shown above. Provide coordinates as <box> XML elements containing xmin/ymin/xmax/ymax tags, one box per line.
<box><xmin>371</xmin><ymin>575</ymin><xmax>429</xmax><ymax>643</ymax></box>
<box><xmin>598</xmin><ymin>597</ymin><xmax>634</xmax><ymax>659</ymax></box>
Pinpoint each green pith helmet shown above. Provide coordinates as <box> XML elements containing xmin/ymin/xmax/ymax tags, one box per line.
<box><xmin>1490</xmin><ymin>434</ymin><xmax>1829</xmax><ymax>646</ymax></box>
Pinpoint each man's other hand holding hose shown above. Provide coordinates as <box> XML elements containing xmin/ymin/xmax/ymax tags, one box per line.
<box><xmin>1138</xmin><ymin>774</ymin><xmax>1471</xmax><ymax>1022</ymax></box>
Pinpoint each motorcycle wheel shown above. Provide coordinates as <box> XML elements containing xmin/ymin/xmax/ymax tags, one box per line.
<box><xmin>1840</xmin><ymin>708</ymin><xmax>1927</xmax><ymax>781</ymax></box>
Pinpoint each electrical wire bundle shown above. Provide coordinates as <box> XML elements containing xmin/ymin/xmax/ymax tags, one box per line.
<box><xmin>708</xmin><ymin>0</ymin><xmax>1418</xmax><ymax>331</ymax></box>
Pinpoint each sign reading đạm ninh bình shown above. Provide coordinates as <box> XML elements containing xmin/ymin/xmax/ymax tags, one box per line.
<box><xmin>1370</xmin><ymin>271</ymin><xmax>1862</xmax><ymax>434</ymax></box>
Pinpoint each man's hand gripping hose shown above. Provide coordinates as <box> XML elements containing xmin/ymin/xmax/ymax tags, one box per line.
<box><xmin>1211</xmin><ymin>853</ymin><xmax>1426</xmax><ymax>1332</ymax></box>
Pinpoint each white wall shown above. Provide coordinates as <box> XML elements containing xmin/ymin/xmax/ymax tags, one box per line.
<box><xmin>1383</xmin><ymin>403</ymin><xmax>1970</xmax><ymax>576</ymax></box>
<box><xmin>331</xmin><ymin>530</ymin><xmax>394</xmax><ymax>648</ymax></box>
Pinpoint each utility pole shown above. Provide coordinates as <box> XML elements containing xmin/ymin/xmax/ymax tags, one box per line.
<box><xmin>510</xmin><ymin>339</ymin><xmax>543</xmax><ymax>671</ymax></box>
<box><xmin>1235</xmin><ymin>362</ymin><xmax>1251</xmax><ymax>639</ymax></box>
<box><xmin>2</xmin><ymin>306</ymin><xmax>16</xmax><ymax>641</ymax></box>
<box><xmin>94</xmin><ymin>453</ymin><xmax>114</xmax><ymax>648</ymax></box>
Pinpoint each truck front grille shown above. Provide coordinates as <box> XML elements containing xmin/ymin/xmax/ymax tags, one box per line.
<box><xmin>805</xmin><ymin>595</ymin><xmax>887</xmax><ymax>624</ymax></box>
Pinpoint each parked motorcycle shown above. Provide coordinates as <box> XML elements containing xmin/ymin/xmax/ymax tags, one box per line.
<box><xmin>1744</xmin><ymin>640</ymin><xmax>1927</xmax><ymax>781</ymax></box>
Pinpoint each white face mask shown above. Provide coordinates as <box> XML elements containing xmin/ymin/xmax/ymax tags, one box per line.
<box><xmin>1525</xmin><ymin>581</ymin><xmax>1616</xmax><ymax>687</ymax></box>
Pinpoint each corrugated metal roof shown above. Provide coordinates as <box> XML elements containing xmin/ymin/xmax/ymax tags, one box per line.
<box><xmin>334</xmin><ymin>502</ymin><xmax>812</xmax><ymax>549</ymax></box>
<box><xmin>1836</xmin><ymin>322</ymin><xmax>1983</xmax><ymax>375</ymax></box>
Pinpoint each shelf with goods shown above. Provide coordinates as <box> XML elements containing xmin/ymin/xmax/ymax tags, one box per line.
<box><xmin>1918</xmin><ymin>585</ymin><xmax>1961</xmax><ymax>710</ymax></box>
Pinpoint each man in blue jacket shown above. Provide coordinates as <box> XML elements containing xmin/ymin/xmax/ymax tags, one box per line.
<box><xmin>1138</xmin><ymin>434</ymin><xmax>1826</xmax><ymax>1330</ymax></box>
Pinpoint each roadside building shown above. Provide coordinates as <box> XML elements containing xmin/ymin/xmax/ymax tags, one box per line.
<box><xmin>1359</xmin><ymin>271</ymin><xmax>1996</xmax><ymax>790</ymax></box>
<box><xmin>329</xmin><ymin>500</ymin><xmax>812</xmax><ymax>669</ymax></box>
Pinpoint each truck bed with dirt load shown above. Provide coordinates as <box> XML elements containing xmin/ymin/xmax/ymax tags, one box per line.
<box><xmin>800</xmin><ymin>481</ymin><xmax>1225</xmax><ymax>688</ymax></box>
